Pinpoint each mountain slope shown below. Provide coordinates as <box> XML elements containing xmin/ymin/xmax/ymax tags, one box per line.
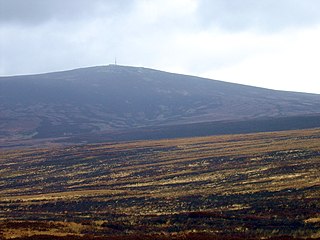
<box><xmin>1</xmin><ymin>65</ymin><xmax>320</xmax><ymax>142</ymax></box>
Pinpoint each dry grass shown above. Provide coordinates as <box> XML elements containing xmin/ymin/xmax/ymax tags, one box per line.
<box><xmin>0</xmin><ymin>128</ymin><xmax>319</xmax><ymax>239</ymax></box>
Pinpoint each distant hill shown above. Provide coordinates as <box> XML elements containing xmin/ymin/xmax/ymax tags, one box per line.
<box><xmin>1</xmin><ymin>65</ymin><xmax>320</xmax><ymax>144</ymax></box>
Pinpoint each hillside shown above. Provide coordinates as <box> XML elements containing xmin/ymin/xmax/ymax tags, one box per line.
<box><xmin>0</xmin><ymin>128</ymin><xmax>319</xmax><ymax>239</ymax></box>
<box><xmin>1</xmin><ymin>65</ymin><xmax>320</xmax><ymax>145</ymax></box>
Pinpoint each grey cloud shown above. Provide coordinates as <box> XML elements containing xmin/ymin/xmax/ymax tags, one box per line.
<box><xmin>0</xmin><ymin>0</ymin><xmax>134</xmax><ymax>25</ymax></box>
<box><xmin>197</xmin><ymin>0</ymin><xmax>320</xmax><ymax>31</ymax></box>
<box><xmin>1</xmin><ymin>0</ymin><xmax>320</xmax><ymax>95</ymax></box>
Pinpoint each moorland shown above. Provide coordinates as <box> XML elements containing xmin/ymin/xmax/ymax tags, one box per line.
<box><xmin>0</xmin><ymin>128</ymin><xmax>319</xmax><ymax>239</ymax></box>
<box><xmin>2</xmin><ymin>65</ymin><xmax>320</xmax><ymax>145</ymax></box>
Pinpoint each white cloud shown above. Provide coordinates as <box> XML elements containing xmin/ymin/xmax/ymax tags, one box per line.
<box><xmin>200</xmin><ymin>25</ymin><xmax>320</xmax><ymax>94</ymax></box>
<box><xmin>196</xmin><ymin>0</ymin><xmax>320</xmax><ymax>32</ymax></box>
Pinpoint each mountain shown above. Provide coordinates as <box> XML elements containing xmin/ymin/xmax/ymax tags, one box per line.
<box><xmin>1</xmin><ymin>65</ymin><xmax>320</xmax><ymax>144</ymax></box>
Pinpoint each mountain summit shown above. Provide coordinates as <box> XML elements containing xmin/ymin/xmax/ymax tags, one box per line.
<box><xmin>1</xmin><ymin>65</ymin><xmax>320</xmax><ymax>142</ymax></box>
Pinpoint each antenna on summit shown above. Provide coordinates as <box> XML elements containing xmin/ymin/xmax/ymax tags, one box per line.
<box><xmin>114</xmin><ymin>57</ymin><xmax>117</xmax><ymax>65</ymax></box>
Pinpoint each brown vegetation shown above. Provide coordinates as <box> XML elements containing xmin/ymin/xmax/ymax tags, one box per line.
<box><xmin>0</xmin><ymin>128</ymin><xmax>319</xmax><ymax>239</ymax></box>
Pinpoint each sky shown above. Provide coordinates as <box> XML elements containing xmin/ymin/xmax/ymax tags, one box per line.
<box><xmin>1</xmin><ymin>0</ymin><xmax>320</xmax><ymax>94</ymax></box>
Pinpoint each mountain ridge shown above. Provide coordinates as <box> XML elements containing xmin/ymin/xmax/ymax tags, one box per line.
<box><xmin>1</xmin><ymin>65</ymin><xmax>320</xmax><ymax>144</ymax></box>
<box><xmin>3</xmin><ymin>64</ymin><xmax>319</xmax><ymax>95</ymax></box>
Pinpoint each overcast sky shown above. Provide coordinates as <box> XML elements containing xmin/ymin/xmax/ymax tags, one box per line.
<box><xmin>1</xmin><ymin>0</ymin><xmax>320</xmax><ymax>93</ymax></box>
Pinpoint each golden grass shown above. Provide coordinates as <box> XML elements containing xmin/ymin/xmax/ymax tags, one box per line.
<box><xmin>0</xmin><ymin>128</ymin><xmax>319</xmax><ymax>239</ymax></box>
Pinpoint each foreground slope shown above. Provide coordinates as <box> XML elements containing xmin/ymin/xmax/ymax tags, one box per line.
<box><xmin>0</xmin><ymin>128</ymin><xmax>319</xmax><ymax>239</ymax></box>
<box><xmin>1</xmin><ymin>65</ymin><xmax>320</xmax><ymax>143</ymax></box>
